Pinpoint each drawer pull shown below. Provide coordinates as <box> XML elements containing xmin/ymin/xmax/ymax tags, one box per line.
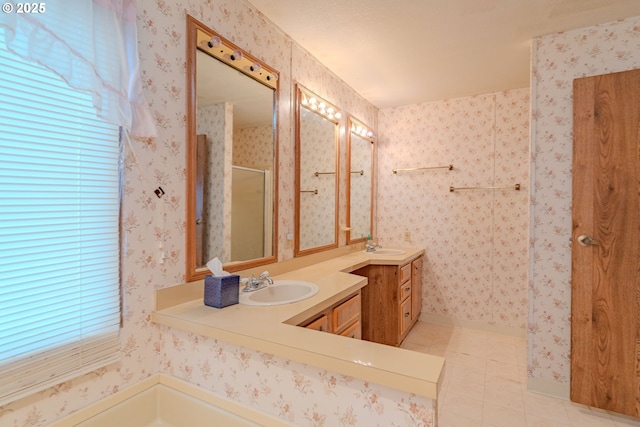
<box><xmin>405</xmin><ymin>287</ymin><xmax>410</xmax><ymax>292</ymax></box>
<box><xmin>404</xmin><ymin>312</ymin><xmax>410</xmax><ymax>318</ymax></box>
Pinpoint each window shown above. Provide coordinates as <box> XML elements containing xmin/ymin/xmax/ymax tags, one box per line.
<box><xmin>0</xmin><ymin>27</ymin><xmax>121</xmax><ymax>405</ymax></box>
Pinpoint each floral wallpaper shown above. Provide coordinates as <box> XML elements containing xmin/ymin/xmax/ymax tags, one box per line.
<box><xmin>378</xmin><ymin>89</ymin><xmax>530</xmax><ymax>332</ymax></box>
<box><xmin>234</xmin><ymin>126</ymin><xmax>273</xmax><ymax>170</ymax></box>
<box><xmin>528</xmin><ymin>16</ymin><xmax>640</xmax><ymax>393</ymax></box>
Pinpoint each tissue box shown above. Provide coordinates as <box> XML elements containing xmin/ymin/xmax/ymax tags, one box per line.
<box><xmin>204</xmin><ymin>274</ymin><xmax>239</xmax><ymax>308</ymax></box>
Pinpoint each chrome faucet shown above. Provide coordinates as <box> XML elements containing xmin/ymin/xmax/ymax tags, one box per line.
<box><xmin>242</xmin><ymin>271</ymin><xmax>273</xmax><ymax>292</ymax></box>
<box><xmin>365</xmin><ymin>241</ymin><xmax>382</xmax><ymax>252</ymax></box>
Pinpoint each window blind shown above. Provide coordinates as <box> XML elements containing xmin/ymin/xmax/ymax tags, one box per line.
<box><xmin>0</xmin><ymin>28</ymin><xmax>121</xmax><ymax>405</ymax></box>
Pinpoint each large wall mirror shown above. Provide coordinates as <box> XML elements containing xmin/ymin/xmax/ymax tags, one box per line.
<box><xmin>347</xmin><ymin>117</ymin><xmax>374</xmax><ymax>243</ymax></box>
<box><xmin>186</xmin><ymin>16</ymin><xmax>278</xmax><ymax>281</ymax></box>
<box><xmin>295</xmin><ymin>85</ymin><xmax>340</xmax><ymax>256</ymax></box>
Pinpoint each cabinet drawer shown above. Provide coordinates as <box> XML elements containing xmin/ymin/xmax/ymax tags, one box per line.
<box><xmin>332</xmin><ymin>293</ymin><xmax>361</xmax><ymax>333</ymax></box>
<box><xmin>339</xmin><ymin>321</ymin><xmax>361</xmax><ymax>339</ymax></box>
<box><xmin>399</xmin><ymin>297</ymin><xmax>412</xmax><ymax>337</ymax></box>
<box><xmin>399</xmin><ymin>263</ymin><xmax>412</xmax><ymax>283</ymax></box>
<box><xmin>399</xmin><ymin>281</ymin><xmax>412</xmax><ymax>302</ymax></box>
<box><xmin>305</xmin><ymin>315</ymin><xmax>329</xmax><ymax>332</ymax></box>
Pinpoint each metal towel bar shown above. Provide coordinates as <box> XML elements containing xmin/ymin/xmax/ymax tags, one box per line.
<box><xmin>449</xmin><ymin>184</ymin><xmax>520</xmax><ymax>192</ymax></box>
<box><xmin>393</xmin><ymin>165</ymin><xmax>453</xmax><ymax>174</ymax></box>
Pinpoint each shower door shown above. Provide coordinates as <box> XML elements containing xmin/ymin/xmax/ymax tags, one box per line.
<box><xmin>231</xmin><ymin>166</ymin><xmax>271</xmax><ymax>261</ymax></box>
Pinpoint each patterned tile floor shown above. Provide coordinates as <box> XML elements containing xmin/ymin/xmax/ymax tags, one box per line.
<box><xmin>400</xmin><ymin>322</ymin><xmax>640</xmax><ymax>427</ymax></box>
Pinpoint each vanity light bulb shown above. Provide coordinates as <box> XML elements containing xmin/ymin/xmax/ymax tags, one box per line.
<box><xmin>266</xmin><ymin>73</ymin><xmax>278</xmax><ymax>81</ymax></box>
<box><xmin>309</xmin><ymin>97</ymin><xmax>317</xmax><ymax>105</ymax></box>
<box><xmin>318</xmin><ymin>102</ymin><xmax>326</xmax><ymax>109</ymax></box>
<box><xmin>250</xmin><ymin>62</ymin><xmax>261</xmax><ymax>72</ymax></box>
<box><xmin>356</xmin><ymin>125</ymin><xmax>363</xmax><ymax>133</ymax></box>
<box><xmin>230</xmin><ymin>49</ymin><xmax>243</xmax><ymax>61</ymax></box>
<box><xmin>335</xmin><ymin>112</ymin><xmax>342</xmax><ymax>119</ymax></box>
<box><xmin>208</xmin><ymin>36</ymin><xmax>221</xmax><ymax>48</ymax></box>
<box><xmin>367</xmin><ymin>131</ymin><xmax>374</xmax><ymax>137</ymax></box>
<box><xmin>327</xmin><ymin>107</ymin><xmax>334</xmax><ymax>114</ymax></box>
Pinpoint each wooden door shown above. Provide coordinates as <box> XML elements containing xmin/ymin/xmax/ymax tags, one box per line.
<box><xmin>195</xmin><ymin>134</ymin><xmax>208</xmax><ymax>266</ymax></box>
<box><xmin>571</xmin><ymin>69</ymin><xmax>640</xmax><ymax>418</ymax></box>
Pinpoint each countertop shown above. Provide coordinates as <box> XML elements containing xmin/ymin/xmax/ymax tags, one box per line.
<box><xmin>151</xmin><ymin>247</ymin><xmax>445</xmax><ymax>400</ymax></box>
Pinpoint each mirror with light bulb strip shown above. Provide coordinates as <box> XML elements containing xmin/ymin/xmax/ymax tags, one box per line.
<box><xmin>185</xmin><ymin>15</ymin><xmax>279</xmax><ymax>281</ymax></box>
<box><xmin>346</xmin><ymin>116</ymin><xmax>375</xmax><ymax>244</ymax></box>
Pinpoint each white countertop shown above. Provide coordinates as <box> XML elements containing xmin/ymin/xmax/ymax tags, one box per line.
<box><xmin>152</xmin><ymin>247</ymin><xmax>445</xmax><ymax>400</ymax></box>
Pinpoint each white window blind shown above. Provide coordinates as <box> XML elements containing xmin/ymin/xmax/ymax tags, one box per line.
<box><xmin>0</xmin><ymin>27</ymin><xmax>121</xmax><ymax>405</ymax></box>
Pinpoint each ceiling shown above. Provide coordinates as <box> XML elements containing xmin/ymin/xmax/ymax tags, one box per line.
<box><xmin>197</xmin><ymin>50</ymin><xmax>274</xmax><ymax>129</ymax></box>
<box><xmin>246</xmin><ymin>0</ymin><xmax>640</xmax><ymax>108</ymax></box>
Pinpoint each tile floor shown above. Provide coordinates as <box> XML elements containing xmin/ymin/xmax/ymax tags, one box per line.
<box><xmin>400</xmin><ymin>322</ymin><xmax>640</xmax><ymax>427</ymax></box>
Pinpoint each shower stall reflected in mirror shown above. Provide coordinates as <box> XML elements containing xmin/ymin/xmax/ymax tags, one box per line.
<box><xmin>195</xmin><ymin>134</ymin><xmax>273</xmax><ymax>266</ymax></box>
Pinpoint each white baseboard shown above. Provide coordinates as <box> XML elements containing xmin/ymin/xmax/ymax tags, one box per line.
<box><xmin>418</xmin><ymin>312</ymin><xmax>526</xmax><ymax>338</ymax></box>
<box><xmin>527</xmin><ymin>377</ymin><xmax>570</xmax><ymax>400</ymax></box>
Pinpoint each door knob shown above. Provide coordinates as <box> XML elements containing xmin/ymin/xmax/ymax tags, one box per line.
<box><xmin>196</xmin><ymin>218</ymin><xmax>203</xmax><ymax>225</ymax></box>
<box><xmin>577</xmin><ymin>234</ymin><xmax>600</xmax><ymax>247</ymax></box>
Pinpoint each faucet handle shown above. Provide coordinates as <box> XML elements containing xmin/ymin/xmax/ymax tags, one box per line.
<box><xmin>241</xmin><ymin>276</ymin><xmax>254</xmax><ymax>291</ymax></box>
<box><xmin>258</xmin><ymin>271</ymin><xmax>273</xmax><ymax>286</ymax></box>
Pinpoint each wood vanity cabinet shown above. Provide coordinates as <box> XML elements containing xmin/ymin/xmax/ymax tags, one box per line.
<box><xmin>298</xmin><ymin>291</ymin><xmax>362</xmax><ymax>339</ymax></box>
<box><xmin>354</xmin><ymin>256</ymin><xmax>423</xmax><ymax>346</ymax></box>
<box><xmin>411</xmin><ymin>256</ymin><xmax>423</xmax><ymax>324</ymax></box>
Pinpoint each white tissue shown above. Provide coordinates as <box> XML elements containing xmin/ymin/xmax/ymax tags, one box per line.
<box><xmin>206</xmin><ymin>257</ymin><xmax>231</xmax><ymax>277</ymax></box>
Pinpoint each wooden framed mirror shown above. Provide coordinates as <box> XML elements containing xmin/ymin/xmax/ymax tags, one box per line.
<box><xmin>347</xmin><ymin>116</ymin><xmax>374</xmax><ymax>243</ymax></box>
<box><xmin>294</xmin><ymin>84</ymin><xmax>340</xmax><ymax>256</ymax></box>
<box><xmin>185</xmin><ymin>15</ymin><xmax>279</xmax><ymax>281</ymax></box>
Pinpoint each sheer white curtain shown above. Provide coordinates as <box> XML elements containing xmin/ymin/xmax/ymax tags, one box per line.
<box><xmin>0</xmin><ymin>0</ymin><xmax>156</xmax><ymax>136</ymax></box>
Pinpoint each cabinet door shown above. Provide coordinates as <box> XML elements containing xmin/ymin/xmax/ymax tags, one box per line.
<box><xmin>339</xmin><ymin>321</ymin><xmax>361</xmax><ymax>339</ymax></box>
<box><xmin>411</xmin><ymin>256</ymin><xmax>423</xmax><ymax>323</ymax></box>
<box><xmin>305</xmin><ymin>315</ymin><xmax>329</xmax><ymax>332</ymax></box>
<box><xmin>355</xmin><ymin>264</ymin><xmax>400</xmax><ymax>345</ymax></box>
<box><xmin>333</xmin><ymin>292</ymin><xmax>361</xmax><ymax>334</ymax></box>
<box><xmin>399</xmin><ymin>297</ymin><xmax>412</xmax><ymax>337</ymax></box>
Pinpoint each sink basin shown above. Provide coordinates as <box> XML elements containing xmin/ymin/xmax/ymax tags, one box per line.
<box><xmin>364</xmin><ymin>248</ymin><xmax>406</xmax><ymax>256</ymax></box>
<box><xmin>239</xmin><ymin>280</ymin><xmax>319</xmax><ymax>306</ymax></box>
